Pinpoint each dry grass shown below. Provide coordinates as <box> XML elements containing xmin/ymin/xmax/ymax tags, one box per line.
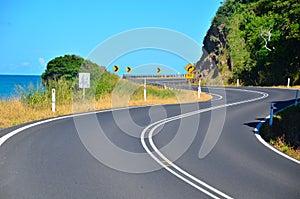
<box><xmin>0</xmin><ymin>99</ymin><xmax>72</xmax><ymax>128</ymax></box>
<box><xmin>0</xmin><ymin>91</ymin><xmax>211</xmax><ymax>129</ymax></box>
<box><xmin>271</xmin><ymin>136</ymin><xmax>300</xmax><ymax>161</ymax></box>
<box><xmin>270</xmin><ymin>85</ymin><xmax>300</xmax><ymax>89</ymax></box>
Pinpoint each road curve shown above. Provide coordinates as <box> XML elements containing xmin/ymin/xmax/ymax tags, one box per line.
<box><xmin>0</xmin><ymin>87</ymin><xmax>299</xmax><ymax>199</ymax></box>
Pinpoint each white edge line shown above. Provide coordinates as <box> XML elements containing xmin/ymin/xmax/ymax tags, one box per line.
<box><xmin>141</xmin><ymin>88</ymin><xmax>269</xmax><ymax>199</ymax></box>
<box><xmin>0</xmin><ymin>88</ymin><xmax>272</xmax><ymax>197</ymax></box>
<box><xmin>0</xmin><ymin>104</ymin><xmax>174</xmax><ymax>147</ymax></box>
<box><xmin>0</xmin><ymin>92</ymin><xmax>215</xmax><ymax>147</ymax></box>
<box><xmin>254</xmin><ymin>105</ymin><xmax>300</xmax><ymax>165</ymax></box>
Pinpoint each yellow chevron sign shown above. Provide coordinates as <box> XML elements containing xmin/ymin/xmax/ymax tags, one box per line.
<box><xmin>185</xmin><ymin>73</ymin><xmax>194</xmax><ymax>79</ymax></box>
<box><xmin>156</xmin><ymin>67</ymin><xmax>161</xmax><ymax>73</ymax></box>
<box><xmin>113</xmin><ymin>65</ymin><xmax>119</xmax><ymax>72</ymax></box>
<box><xmin>185</xmin><ymin>63</ymin><xmax>195</xmax><ymax>73</ymax></box>
<box><xmin>126</xmin><ymin>66</ymin><xmax>132</xmax><ymax>73</ymax></box>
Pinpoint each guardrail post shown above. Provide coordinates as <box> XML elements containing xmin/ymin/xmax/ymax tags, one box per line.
<box><xmin>295</xmin><ymin>90</ymin><xmax>299</xmax><ymax>107</ymax></box>
<box><xmin>269</xmin><ymin>103</ymin><xmax>274</xmax><ymax>126</ymax></box>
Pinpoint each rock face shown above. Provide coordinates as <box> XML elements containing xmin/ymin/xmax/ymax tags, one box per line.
<box><xmin>194</xmin><ymin>23</ymin><xmax>230</xmax><ymax>81</ymax></box>
<box><xmin>196</xmin><ymin>0</ymin><xmax>300</xmax><ymax>86</ymax></box>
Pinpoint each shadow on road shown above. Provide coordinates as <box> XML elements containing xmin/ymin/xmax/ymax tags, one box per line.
<box><xmin>244</xmin><ymin>98</ymin><xmax>297</xmax><ymax>133</ymax></box>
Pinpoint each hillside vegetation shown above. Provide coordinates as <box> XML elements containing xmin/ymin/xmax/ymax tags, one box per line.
<box><xmin>197</xmin><ymin>0</ymin><xmax>300</xmax><ymax>86</ymax></box>
<box><xmin>0</xmin><ymin>54</ymin><xmax>211</xmax><ymax>128</ymax></box>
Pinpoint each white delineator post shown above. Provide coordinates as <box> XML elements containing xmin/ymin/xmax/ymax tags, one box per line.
<box><xmin>237</xmin><ymin>79</ymin><xmax>240</xmax><ymax>87</ymax></box>
<box><xmin>198</xmin><ymin>79</ymin><xmax>201</xmax><ymax>99</ymax></box>
<box><xmin>287</xmin><ymin>78</ymin><xmax>290</xmax><ymax>88</ymax></box>
<box><xmin>144</xmin><ymin>78</ymin><xmax>147</xmax><ymax>102</ymax></box>
<box><xmin>51</xmin><ymin>88</ymin><xmax>56</xmax><ymax>112</ymax></box>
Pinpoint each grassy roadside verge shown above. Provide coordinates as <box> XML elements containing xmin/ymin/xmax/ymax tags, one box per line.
<box><xmin>0</xmin><ymin>81</ymin><xmax>211</xmax><ymax>129</ymax></box>
<box><xmin>260</xmin><ymin>104</ymin><xmax>300</xmax><ymax>161</ymax></box>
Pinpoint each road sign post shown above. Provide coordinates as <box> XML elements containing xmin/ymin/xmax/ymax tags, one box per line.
<box><xmin>52</xmin><ymin>88</ymin><xmax>56</xmax><ymax>112</ymax></box>
<box><xmin>269</xmin><ymin>103</ymin><xmax>275</xmax><ymax>126</ymax></box>
<box><xmin>79</xmin><ymin>73</ymin><xmax>90</xmax><ymax>101</ymax></box>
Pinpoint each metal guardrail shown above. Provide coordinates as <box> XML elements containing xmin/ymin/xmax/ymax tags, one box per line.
<box><xmin>123</xmin><ymin>74</ymin><xmax>187</xmax><ymax>79</ymax></box>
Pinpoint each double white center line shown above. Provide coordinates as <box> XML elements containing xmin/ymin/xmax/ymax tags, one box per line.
<box><xmin>141</xmin><ymin>88</ymin><xmax>268</xmax><ymax>199</ymax></box>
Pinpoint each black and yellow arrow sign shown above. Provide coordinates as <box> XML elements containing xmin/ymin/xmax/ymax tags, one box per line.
<box><xmin>185</xmin><ymin>63</ymin><xmax>195</xmax><ymax>73</ymax></box>
<box><xmin>113</xmin><ymin>65</ymin><xmax>119</xmax><ymax>72</ymax></box>
<box><xmin>156</xmin><ymin>67</ymin><xmax>161</xmax><ymax>73</ymax></box>
<box><xmin>126</xmin><ymin>66</ymin><xmax>132</xmax><ymax>73</ymax></box>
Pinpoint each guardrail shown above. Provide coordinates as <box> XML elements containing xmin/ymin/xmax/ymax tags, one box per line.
<box><xmin>123</xmin><ymin>74</ymin><xmax>187</xmax><ymax>79</ymax></box>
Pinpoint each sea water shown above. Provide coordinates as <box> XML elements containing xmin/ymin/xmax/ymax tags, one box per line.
<box><xmin>0</xmin><ymin>75</ymin><xmax>42</xmax><ymax>99</ymax></box>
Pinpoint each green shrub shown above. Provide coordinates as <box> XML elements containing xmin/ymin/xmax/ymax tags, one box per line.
<box><xmin>95</xmin><ymin>72</ymin><xmax>119</xmax><ymax>97</ymax></box>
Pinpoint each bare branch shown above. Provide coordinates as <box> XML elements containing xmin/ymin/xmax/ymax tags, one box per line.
<box><xmin>260</xmin><ymin>27</ymin><xmax>273</xmax><ymax>51</ymax></box>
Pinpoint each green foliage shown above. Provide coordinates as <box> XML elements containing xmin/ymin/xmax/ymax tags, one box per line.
<box><xmin>207</xmin><ymin>0</ymin><xmax>300</xmax><ymax>85</ymax></box>
<box><xmin>95</xmin><ymin>72</ymin><xmax>119</xmax><ymax>97</ymax></box>
<box><xmin>130</xmin><ymin>85</ymin><xmax>175</xmax><ymax>100</ymax></box>
<box><xmin>16</xmin><ymin>83</ymin><xmax>47</xmax><ymax>106</ymax></box>
<box><xmin>42</xmin><ymin>54</ymin><xmax>104</xmax><ymax>86</ymax></box>
<box><xmin>16</xmin><ymin>78</ymin><xmax>74</xmax><ymax>107</ymax></box>
<box><xmin>46</xmin><ymin>78</ymin><xmax>74</xmax><ymax>105</ymax></box>
<box><xmin>42</xmin><ymin>55</ymin><xmax>83</xmax><ymax>83</ymax></box>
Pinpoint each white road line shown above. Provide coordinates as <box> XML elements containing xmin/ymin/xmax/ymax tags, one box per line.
<box><xmin>0</xmin><ymin>88</ymin><xmax>270</xmax><ymax>197</ymax></box>
<box><xmin>0</xmin><ymin>103</ymin><xmax>171</xmax><ymax>147</ymax></box>
<box><xmin>254</xmin><ymin>106</ymin><xmax>300</xmax><ymax>165</ymax></box>
<box><xmin>210</xmin><ymin>93</ymin><xmax>223</xmax><ymax>102</ymax></box>
<box><xmin>0</xmin><ymin>91</ymin><xmax>215</xmax><ymax>147</ymax></box>
<box><xmin>141</xmin><ymin>88</ymin><xmax>269</xmax><ymax>199</ymax></box>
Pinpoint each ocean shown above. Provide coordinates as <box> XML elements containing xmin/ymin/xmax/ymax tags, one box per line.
<box><xmin>0</xmin><ymin>75</ymin><xmax>42</xmax><ymax>99</ymax></box>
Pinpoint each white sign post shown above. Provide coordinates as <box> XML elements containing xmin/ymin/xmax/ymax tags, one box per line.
<box><xmin>79</xmin><ymin>73</ymin><xmax>90</xmax><ymax>100</ymax></box>
<box><xmin>51</xmin><ymin>88</ymin><xmax>56</xmax><ymax>112</ymax></box>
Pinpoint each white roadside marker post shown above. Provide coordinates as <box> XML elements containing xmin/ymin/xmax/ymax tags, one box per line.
<box><xmin>287</xmin><ymin>78</ymin><xmax>290</xmax><ymax>88</ymax></box>
<box><xmin>51</xmin><ymin>88</ymin><xmax>56</xmax><ymax>112</ymax></box>
<box><xmin>198</xmin><ymin>79</ymin><xmax>201</xmax><ymax>99</ymax></box>
<box><xmin>144</xmin><ymin>78</ymin><xmax>147</xmax><ymax>102</ymax></box>
<box><xmin>237</xmin><ymin>79</ymin><xmax>240</xmax><ymax>87</ymax></box>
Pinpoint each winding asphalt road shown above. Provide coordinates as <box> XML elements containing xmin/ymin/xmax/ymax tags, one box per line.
<box><xmin>0</xmin><ymin>87</ymin><xmax>299</xmax><ymax>198</ymax></box>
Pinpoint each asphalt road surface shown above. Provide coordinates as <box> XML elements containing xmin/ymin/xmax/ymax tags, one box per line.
<box><xmin>0</xmin><ymin>87</ymin><xmax>299</xmax><ymax>199</ymax></box>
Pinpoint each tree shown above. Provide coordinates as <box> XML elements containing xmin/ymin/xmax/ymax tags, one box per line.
<box><xmin>200</xmin><ymin>0</ymin><xmax>300</xmax><ymax>86</ymax></box>
<box><xmin>41</xmin><ymin>54</ymin><xmax>105</xmax><ymax>85</ymax></box>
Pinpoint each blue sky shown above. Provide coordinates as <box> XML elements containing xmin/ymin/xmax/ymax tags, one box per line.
<box><xmin>0</xmin><ymin>0</ymin><xmax>222</xmax><ymax>75</ymax></box>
